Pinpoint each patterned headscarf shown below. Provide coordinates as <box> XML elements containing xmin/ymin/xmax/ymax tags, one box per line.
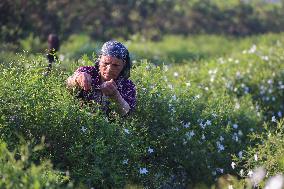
<box><xmin>99</xmin><ymin>40</ymin><xmax>131</xmax><ymax>79</ymax></box>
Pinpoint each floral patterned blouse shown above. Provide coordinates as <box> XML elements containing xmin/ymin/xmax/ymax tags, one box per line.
<box><xmin>75</xmin><ymin>65</ymin><xmax>136</xmax><ymax>112</ymax></box>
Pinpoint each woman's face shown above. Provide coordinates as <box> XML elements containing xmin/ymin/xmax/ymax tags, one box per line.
<box><xmin>99</xmin><ymin>55</ymin><xmax>125</xmax><ymax>81</ymax></box>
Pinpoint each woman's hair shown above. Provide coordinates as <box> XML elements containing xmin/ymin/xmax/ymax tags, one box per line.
<box><xmin>97</xmin><ymin>40</ymin><xmax>132</xmax><ymax>79</ymax></box>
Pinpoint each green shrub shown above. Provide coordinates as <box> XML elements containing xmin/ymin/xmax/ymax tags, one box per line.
<box><xmin>125</xmin><ymin>62</ymin><xmax>262</xmax><ymax>187</ymax></box>
<box><xmin>0</xmin><ymin>139</ymin><xmax>70</xmax><ymax>189</ymax></box>
<box><xmin>237</xmin><ymin>119</ymin><xmax>284</xmax><ymax>178</ymax></box>
<box><xmin>1</xmin><ymin>33</ymin><xmax>283</xmax><ymax>187</ymax></box>
<box><xmin>0</xmin><ymin>53</ymin><xmax>264</xmax><ymax>188</ymax></box>
<box><xmin>166</xmin><ymin>38</ymin><xmax>284</xmax><ymax>121</ymax></box>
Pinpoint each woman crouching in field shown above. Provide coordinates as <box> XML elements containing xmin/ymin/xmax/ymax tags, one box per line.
<box><xmin>67</xmin><ymin>40</ymin><xmax>136</xmax><ymax>116</ymax></box>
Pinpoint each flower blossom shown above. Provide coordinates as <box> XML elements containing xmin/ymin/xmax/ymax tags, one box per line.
<box><xmin>81</xmin><ymin>126</ymin><xmax>87</xmax><ymax>133</ymax></box>
<box><xmin>148</xmin><ymin>147</ymin><xmax>154</xmax><ymax>153</ymax></box>
<box><xmin>139</xmin><ymin>167</ymin><xmax>148</xmax><ymax>175</ymax></box>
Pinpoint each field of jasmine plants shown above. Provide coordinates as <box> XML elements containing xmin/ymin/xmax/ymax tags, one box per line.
<box><xmin>0</xmin><ymin>33</ymin><xmax>284</xmax><ymax>188</ymax></box>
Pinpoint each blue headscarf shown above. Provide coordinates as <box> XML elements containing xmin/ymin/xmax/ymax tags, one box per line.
<box><xmin>99</xmin><ymin>40</ymin><xmax>131</xmax><ymax>79</ymax></box>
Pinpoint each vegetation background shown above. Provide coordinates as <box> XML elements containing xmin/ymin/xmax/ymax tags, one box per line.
<box><xmin>1</xmin><ymin>0</ymin><xmax>284</xmax><ymax>43</ymax></box>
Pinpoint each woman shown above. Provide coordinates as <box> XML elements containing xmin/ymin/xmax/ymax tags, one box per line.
<box><xmin>67</xmin><ymin>40</ymin><xmax>136</xmax><ymax>116</ymax></box>
<box><xmin>46</xmin><ymin>33</ymin><xmax>60</xmax><ymax>63</ymax></box>
<box><xmin>44</xmin><ymin>34</ymin><xmax>60</xmax><ymax>76</ymax></box>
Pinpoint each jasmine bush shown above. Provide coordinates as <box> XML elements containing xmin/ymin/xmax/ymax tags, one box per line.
<box><xmin>166</xmin><ymin>40</ymin><xmax>284</xmax><ymax>121</ymax></box>
<box><xmin>237</xmin><ymin>119</ymin><xmax>284</xmax><ymax>178</ymax></box>
<box><xmin>0</xmin><ymin>33</ymin><xmax>283</xmax><ymax>188</ymax></box>
<box><xmin>0</xmin><ymin>54</ymin><xmax>263</xmax><ymax>188</ymax></box>
<box><xmin>0</xmin><ymin>139</ymin><xmax>70</xmax><ymax>189</ymax></box>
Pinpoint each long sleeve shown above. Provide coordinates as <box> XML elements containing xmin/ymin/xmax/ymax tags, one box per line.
<box><xmin>118</xmin><ymin>79</ymin><xmax>136</xmax><ymax>111</ymax></box>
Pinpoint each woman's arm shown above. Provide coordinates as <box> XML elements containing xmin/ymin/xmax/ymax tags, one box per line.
<box><xmin>66</xmin><ymin>73</ymin><xmax>78</xmax><ymax>88</ymax></box>
<box><xmin>100</xmin><ymin>79</ymin><xmax>131</xmax><ymax>115</ymax></box>
<box><xmin>112</xmin><ymin>93</ymin><xmax>131</xmax><ymax>116</ymax></box>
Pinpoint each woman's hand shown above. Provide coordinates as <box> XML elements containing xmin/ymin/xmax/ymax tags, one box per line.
<box><xmin>67</xmin><ymin>72</ymin><xmax>92</xmax><ymax>91</ymax></box>
<box><xmin>75</xmin><ymin>72</ymin><xmax>92</xmax><ymax>91</ymax></box>
<box><xmin>100</xmin><ymin>79</ymin><xmax>119</xmax><ymax>99</ymax></box>
<box><xmin>101</xmin><ymin>79</ymin><xmax>130</xmax><ymax>115</ymax></box>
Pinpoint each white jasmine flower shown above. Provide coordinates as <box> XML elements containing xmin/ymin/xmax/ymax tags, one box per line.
<box><xmin>59</xmin><ymin>54</ymin><xmax>65</xmax><ymax>61</ymax></box>
<box><xmin>220</xmin><ymin>136</ymin><xmax>224</xmax><ymax>141</ymax></box>
<box><xmin>206</xmin><ymin>120</ymin><xmax>211</xmax><ymax>126</ymax></box>
<box><xmin>183</xmin><ymin>139</ymin><xmax>187</xmax><ymax>145</ymax></box>
<box><xmin>254</xmin><ymin>154</ymin><xmax>258</xmax><ymax>161</ymax></box>
<box><xmin>248</xmin><ymin>170</ymin><xmax>253</xmax><ymax>177</ymax></box>
<box><xmin>233</xmin><ymin>124</ymin><xmax>238</xmax><ymax>129</ymax></box>
<box><xmin>218</xmin><ymin>57</ymin><xmax>225</xmax><ymax>64</ymax></box>
<box><xmin>200</xmin><ymin>122</ymin><xmax>206</xmax><ymax>129</ymax></box>
<box><xmin>236</xmin><ymin>71</ymin><xmax>241</xmax><ymax>78</ymax></box>
<box><xmin>267</xmin><ymin>79</ymin><xmax>273</xmax><ymax>85</ymax></box>
<box><xmin>168</xmin><ymin>84</ymin><xmax>173</xmax><ymax>89</ymax></box>
<box><xmin>216</xmin><ymin>168</ymin><xmax>224</xmax><ymax>174</ymax></box>
<box><xmin>272</xmin><ymin>97</ymin><xmax>276</xmax><ymax>101</ymax></box>
<box><xmin>186</xmin><ymin>131</ymin><xmax>195</xmax><ymax>139</ymax></box>
<box><xmin>272</xmin><ymin>116</ymin><xmax>277</xmax><ymax>122</ymax></box>
<box><xmin>123</xmin><ymin>159</ymin><xmax>128</xmax><ymax>165</ymax></box>
<box><xmin>148</xmin><ymin>147</ymin><xmax>154</xmax><ymax>153</ymax></box>
<box><xmin>248</xmin><ymin>44</ymin><xmax>256</xmax><ymax>54</ymax></box>
<box><xmin>183</xmin><ymin>122</ymin><xmax>190</xmax><ymax>128</ymax></box>
<box><xmin>81</xmin><ymin>126</ymin><xmax>87</xmax><ymax>133</ymax></box>
<box><xmin>231</xmin><ymin>162</ymin><xmax>236</xmax><ymax>169</ymax></box>
<box><xmin>212</xmin><ymin>113</ymin><xmax>217</xmax><ymax>118</ymax></box>
<box><xmin>238</xmin><ymin>151</ymin><xmax>243</xmax><ymax>158</ymax></box>
<box><xmin>228</xmin><ymin>184</ymin><xmax>233</xmax><ymax>189</ymax></box>
<box><xmin>232</xmin><ymin>133</ymin><xmax>239</xmax><ymax>142</ymax></box>
<box><xmin>163</xmin><ymin>65</ymin><xmax>168</xmax><ymax>71</ymax></box>
<box><xmin>124</xmin><ymin>128</ymin><xmax>130</xmax><ymax>134</ymax></box>
<box><xmin>186</xmin><ymin>82</ymin><xmax>191</xmax><ymax>87</ymax></box>
<box><xmin>163</xmin><ymin>76</ymin><xmax>168</xmax><ymax>82</ymax></box>
<box><xmin>195</xmin><ymin>94</ymin><xmax>200</xmax><ymax>99</ymax></box>
<box><xmin>139</xmin><ymin>167</ymin><xmax>148</xmax><ymax>175</ymax></box>
<box><xmin>261</xmin><ymin>56</ymin><xmax>269</xmax><ymax>61</ymax></box>
<box><xmin>235</xmin><ymin>102</ymin><xmax>240</xmax><ymax>109</ymax></box>
<box><xmin>202</xmin><ymin>134</ymin><xmax>206</xmax><ymax>140</ymax></box>
<box><xmin>173</xmin><ymin>72</ymin><xmax>179</xmax><ymax>77</ymax></box>
<box><xmin>240</xmin><ymin>169</ymin><xmax>244</xmax><ymax>177</ymax></box>
<box><xmin>216</xmin><ymin>141</ymin><xmax>225</xmax><ymax>152</ymax></box>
